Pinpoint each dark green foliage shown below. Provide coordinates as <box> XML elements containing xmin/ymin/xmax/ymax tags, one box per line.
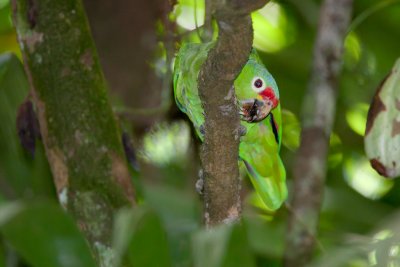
<box><xmin>1</xmin><ymin>0</ymin><xmax>400</xmax><ymax>266</ymax></box>
<box><xmin>0</xmin><ymin>53</ymin><xmax>54</xmax><ymax>199</ymax></box>
<box><xmin>0</xmin><ymin>201</ymin><xmax>97</xmax><ymax>267</ymax></box>
<box><xmin>113</xmin><ymin>206</ymin><xmax>172</xmax><ymax>267</ymax></box>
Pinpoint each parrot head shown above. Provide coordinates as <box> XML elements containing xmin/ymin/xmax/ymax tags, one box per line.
<box><xmin>235</xmin><ymin>52</ymin><xmax>280</xmax><ymax>123</ymax></box>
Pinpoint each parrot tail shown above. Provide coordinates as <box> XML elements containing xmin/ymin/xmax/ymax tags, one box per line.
<box><xmin>242</xmin><ymin>158</ymin><xmax>287</xmax><ymax>211</ymax></box>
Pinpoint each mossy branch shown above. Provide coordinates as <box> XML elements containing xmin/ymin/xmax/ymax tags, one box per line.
<box><xmin>11</xmin><ymin>0</ymin><xmax>135</xmax><ymax>264</ymax></box>
<box><xmin>198</xmin><ymin>0</ymin><xmax>268</xmax><ymax>226</ymax></box>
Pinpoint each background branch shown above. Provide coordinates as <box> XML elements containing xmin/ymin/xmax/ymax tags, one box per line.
<box><xmin>284</xmin><ymin>0</ymin><xmax>353</xmax><ymax>266</ymax></box>
<box><xmin>12</xmin><ymin>0</ymin><xmax>135</xmax><ymax>264</ymax></box>
<box><xmin>198</xmin><ymin>0</ymin><xmax>268</xmax><ymax>226</ymax></box>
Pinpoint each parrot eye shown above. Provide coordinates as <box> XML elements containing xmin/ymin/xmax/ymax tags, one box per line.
<box><xmin>251</xmin><ymin>77</ymin><xmax>265</xmax><ymax>92</ymax></box>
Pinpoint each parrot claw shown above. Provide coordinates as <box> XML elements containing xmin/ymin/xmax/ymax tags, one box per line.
<box><xmin>199</xmin><ymin>124</ymin><xmax>205</xmax><ymax>136</ymax></box>
<box><xmin>239</xmin><ymin>125</ymin><xmax>247</xmax><ymax>136</ymax></box>
<box><xmin>196</xmin><ymin>169</ymin><xmax>204</xmax><ymax>195</ymax></box>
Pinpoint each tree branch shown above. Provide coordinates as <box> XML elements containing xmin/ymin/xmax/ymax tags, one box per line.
<box><xmin>198</xmin><ymin>0</ymin><xmax>268</xmax><ymax>226</ymax></box>
<box><xmin>284</xmin><ymin>0</ymin><xmax>353</xmax><ymax>266</ymax></box>
<box><xmin>11</xmin><ymin>0</ymin><xmax>135</xmax><ymax>264</ymax></box>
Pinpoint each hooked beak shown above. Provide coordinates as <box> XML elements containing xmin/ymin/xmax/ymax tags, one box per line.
<box><xmin>239</xmin><ymin>98</ymin><xmax>274</xmax><ymax>123</ymax></box>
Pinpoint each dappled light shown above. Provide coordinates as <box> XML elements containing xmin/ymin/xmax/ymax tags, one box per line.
<box><xmin>344</xmin><ymin>32</ymin><xmax>362</xmax><ymax>69</ymax></box>
<box><xmin>345</xmin><ymin>102</ymin><xmax>369</xmax><ymax>136</ymax></box>
<box><xmin>252</xmin><ymin>2</ymin><xmax>296</xmax><ymax>53</ymax></box>
<box><xmin>344</xmin><ymin>155</ymin><xmax>393</xmax><ymax>200</ymax></box>
<box><xmin>140</xmin><ymin>121</ymin><xmax>191</xmax><ymax>167</ymax></box>
<box><xmin>1</xmin><ymin>0</ymin><xmax>400</xmax><ymax>266</ymax></box>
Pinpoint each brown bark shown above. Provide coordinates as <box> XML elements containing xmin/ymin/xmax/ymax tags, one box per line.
<box><xmin>284</xmin><ymin>0</ymin><xmax>353</xmax><ymax>266</ymax></box>
<box><xmin>83</xmin><ymin>0</ymin><xmax>175</xmax><ymax>136</ymax></box>
<box><xmin>198</xmin><ymin>0</ymin><xmax>268</xmax><ymax>226</ymax></box>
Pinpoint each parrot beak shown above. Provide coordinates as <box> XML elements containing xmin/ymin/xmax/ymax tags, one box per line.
<box><xmin>239</xmin><ymin>98</ymin><xmax>273</xmax><ymax>123</ymax></box>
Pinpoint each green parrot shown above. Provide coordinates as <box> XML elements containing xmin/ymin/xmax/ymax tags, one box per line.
<box><xmin>173</xmin><ymin>42</ymin><xmax>287</xmax><ymax>210</ymax></box>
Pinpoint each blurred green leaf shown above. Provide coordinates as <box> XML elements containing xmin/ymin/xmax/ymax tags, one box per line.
<box><xmin>328</xmin><ymin>133</ymin><xmax>343</xmax><ymax>168</ymax></box>
<box><xmin>174</xmin><ymin>0</ymin><xmax>204</xmax><ymax>30</ymax></box>
<box><xmin>113</xmin><ymin>206</ymin><xmax>172</xmax><ymax>267</ymax></box>
<box><xmin>144</xmin><ymin>185</ymin><xmax>200</xmax><ymax>266</ymax></box>
<box><xmin>346</xmin><ymin>103</ymin><xmax>369</xmax><ymax>136</ymax></box>
<box><xmin>140</xmin><ymin>121</ymin><xmax>190</xmax><ymax>167</ymax></box>
<box><xmin>252</xmin><ymin>2</ymin><xmax>296</xmax><ymax>53</ymax></box>
<box><xmin>0</xmin><ymin>53</ymin><xmax>54</xmax><ymax>199</ymax></box>
<box><xmin>0</xmin><ymin>201</ymin><xmax>96</xmax><ymax>267</ymax></box>
<box><xmin>344</xmin><ymin>32</ymin><xmax>362</xmax><ymax>70</ymax></box>
<box><xmin>0</xmin><ymin>242</ymin><xmax>5</xmax><ymax>267</ymax></box>
<box><xmin>243</xmin><ymin>214</ymin><xmax>285</xmax><ymax>258</ymax></box>
<box><xmin>344</xmin><ymin>154</ymin><xmax>393</xmax><ymax>200</ymax></box>
<box><xmin>0</xmin><ymin>2</ymin><xmax>12</xmax><ymax>34</ymax></box>
<box><xmin>281</xmin><ymin>109</ymin><xmax>300</xmax><ymax>151</ymax></box>
<box><xmin>192</xmin><ymin>223</ymin><xmax>256</xmax><ymax>267</ymax></box>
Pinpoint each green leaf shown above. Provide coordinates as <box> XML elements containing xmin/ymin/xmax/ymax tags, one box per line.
<box><xmin>143</xmin><ymin>185</ymin><xmax>200</xmax><ymax>266</ymax></box>
<box><xmin>0</xmin><ymin>2</ymin><xmax>12</xmax><ymax>34</ymax></box>
<box><xmin>0</xmin><ymin>201</ymin><xmax>96</xmax><ymax>267</ymax></box>
<box><xmin>0</xmin><ymin>242</ymin><xmax>5</xmax><ymax>267</ymax></box>
<box><xmin>192</xmin><ymin>224</ymin><xmax>256</xmax><ymax>267</ymax></box>
<box><xmin>0</xmin><ymin>53</ymin><xmax>54</xmax><ymax>199</ymax></box>
<box><xmin>364</xmin><ymin>58</ymin><xmax>400</xmax><ymax>178</ymax></box>
<box><xmin>243</xmin><ymin>214</ymin><xmax>285</xmax><ymax>258</ymax></box>
<box><xmin>252</xmin><ymin>2</ymin><xmax>296</xmax><ymax>53</ymax></box>
<box><xmin>281</xmin><ymin>109</ymin><xmax>300</xmax><ymax>151</ymax></box>
<box><xmin>113</xmin><ymin>206</ymin><xmax>172</xmax><ymax>267</ymax></box>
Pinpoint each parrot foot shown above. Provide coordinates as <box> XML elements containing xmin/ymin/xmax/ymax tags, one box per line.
<box><xmin>199</xmin><ymin>124</ymin><xmax>205</xmax><ymax>136</ymax></box>
<box><xmin>196</xmin><ymin>169</ymin><xmax>204</xmax><ymax>195</ymax></box>
<box><xmin>239</xmin><ymin>125</ymin><xmax>247</xmax><ymax>136</ymax></box>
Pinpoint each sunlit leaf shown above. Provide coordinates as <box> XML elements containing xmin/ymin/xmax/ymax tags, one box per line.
<box><xmin>344</xmin><ymin>32</ymin><xmax>362</xmax><ymax>69</ymax></box>
<box><xmin>192</xmin><ymin>223</ymin><xmax>256</xmax><ymax>267</ymax></box>
<box><xmin>0</xmin><ymin>201</ymin><xmax>96</xmax><ymax>267</ymax></box>
<box><xmin>113</xmin><ymin>206</ymin><xmax>172</xmax><ymax>267</ymax></box>
<box><xmin>344</xmin><ymin>155</ymin><xmax>393</xmax><ymax>200</ymax></box>
<box><xmin>140</xmin><ymin>121</ymin><xmax>191</xmax><ymax>167</ymax></box>
<box><xmin>252</xmin><ymin>2</ymin><xmax>296</xmax><ymax>53</ymax></box>
<box><xmin>346</xmin><ymin>102</ymin><xmax>369</xmax><ymax>136</ymax></box>
<box><xmin>174</xmin><ymin>0</ymin><xmax>204</xmax><ymax>30</ymax></box>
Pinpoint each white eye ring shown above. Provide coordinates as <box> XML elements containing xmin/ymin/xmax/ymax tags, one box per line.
<box><xmin>251</xmin><ymin>77</ymin><xmax>265</xmax><ymax>93</ymax></box>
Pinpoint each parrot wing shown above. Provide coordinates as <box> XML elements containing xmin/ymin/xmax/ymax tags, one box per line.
<box><xmin>173</xmin><ymin>43</ymin><xmax>214</xmax><ymax>138</ymax></box>
<box><xmin>239</xmin><ymin>104</ymin><xmax>287</xmax><ymax>210</ymax></box>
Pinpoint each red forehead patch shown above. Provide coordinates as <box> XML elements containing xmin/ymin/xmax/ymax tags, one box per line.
<box><xmin>259</xmin><ymin>87</ymin><xmax>279</xmax><ymax>107</ymax></box>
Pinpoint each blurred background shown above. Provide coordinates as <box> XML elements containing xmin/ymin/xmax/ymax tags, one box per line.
<box><xmin>1</xmin><ymin>0</ymin><xmax>400</xmax><ymax>266</ymax></box>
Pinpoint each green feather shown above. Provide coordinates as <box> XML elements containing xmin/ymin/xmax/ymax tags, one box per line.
<box><xmin>173</xmin><ymin>42</ymin><xmax>287</xmax><ymax>210</ymax></box>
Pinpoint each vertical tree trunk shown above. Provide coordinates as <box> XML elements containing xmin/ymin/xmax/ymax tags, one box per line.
<box><xmin>11</xmin><ymin>0</ymin><xmax>135</xmax><ymax>265</ymax></box>
<box><xmin>284</xmin><ymin>0</ymin><xmax>353</xmax><ymax>266</ymax></box>
<box><xmin>198</xmin><ymin>0</ymin><xmax>268</xmax><ymax>226</ymax></box>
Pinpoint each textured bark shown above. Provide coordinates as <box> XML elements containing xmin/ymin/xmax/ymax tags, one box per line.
<box><xmin>284</xmin><ymin>0</ymin><xmax>353</xmax><ymax>266</ymax></box>
<box><xmin>198</xmin><ymin>0</ymin><xmax>268</xmax><ymax>226</ymax></box>
<box><xmin>11</xmin><ymin>0</ymin><xmax>135</xmax><ymax>265</ymax></box>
